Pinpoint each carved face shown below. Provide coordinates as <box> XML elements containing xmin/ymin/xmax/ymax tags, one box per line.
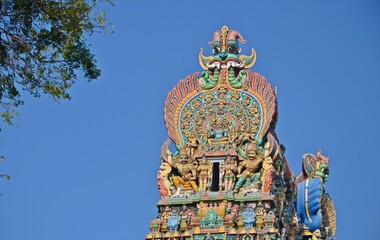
<box><xmin>211</xmin><ymin>40</ymin><xmax>240</xmax><ymax>63</ymax></box>
<box><xmin>179</xmin><ymin>153</ymin><xmax>189</xmax><ymax>163</ymax></box>
<box><xmin>247</xmin><ymin>149</ymin><xmax>257</xmax><ymax>159</ymax></box>
<box><xmin>199</xmin><ymin>26</ymin><xmax>256</xmax><ymax>75</ymax></box>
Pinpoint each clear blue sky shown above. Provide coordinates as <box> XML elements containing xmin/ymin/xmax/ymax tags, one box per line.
<box><xmin>1</xmin><ymin>0</ymin><xmax>379</xmax><ymax>239</ymax></box>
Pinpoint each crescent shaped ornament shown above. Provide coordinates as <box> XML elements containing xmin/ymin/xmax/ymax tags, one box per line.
<box><xmin>199</xmin><ymin>48</ymin><xmax>213</xmax><ymax>70</ymax></box>
<box><xmin>239</xmin><ymin>48</ymin><xmax>257</xmax><ymax>69</ymax></box>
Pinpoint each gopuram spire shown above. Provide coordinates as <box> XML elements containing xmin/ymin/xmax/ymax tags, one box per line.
<box><xmin>146</xmin><ymin>26</ymin><xmax>336</xmax><ymax>240</ymax></box>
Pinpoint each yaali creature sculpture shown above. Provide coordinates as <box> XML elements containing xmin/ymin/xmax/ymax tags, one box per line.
<box><xmin>147</xmin><ymin>26</ymin><xmax>336</xmax><ymax>240</ymax></box>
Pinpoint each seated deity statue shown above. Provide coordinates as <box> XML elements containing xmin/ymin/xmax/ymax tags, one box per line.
<box><xmin>167</xmin><ymin>149</ymin><xmax>198</xmax><ymax>194</ymax></box>
<box><xmin>207</xmin><ymin>118</ymin><xmax>229</xmax><ymax>150</ymax></box>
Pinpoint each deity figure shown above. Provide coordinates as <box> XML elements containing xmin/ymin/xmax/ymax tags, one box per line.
<box><xmin>236</xmin><ymin>109</ymin><xmax>245</xmax><ymax>120</ymax></box>
<box><xmin>167</xmin><ymin>209</ymin><xmax>180</xmax><ymax>233</ymax></box>
<box><xmin>149</xmin><ymin>216</ymin><xmax>162</xmax><ymax>233</ymax></box>
<box><xmin>229</xmin><ymin>127</ymin><xmax>238</xmax><ymax>148</ymax></box>
<box><xmin>288</xmin><ymin>214</ymin><xmax>299</xmax><ymax>240</ymax></box>
<box><xmin>241</xmin><ymin>95</ymin><xmax>251</xmax><ymax>107</ymax></box>
<box><xmin>230</xmin><ymin>91</ymin><xmax>240</xmax><ymax>101</ymax></box>
<box><xmin>161</xmin><ymin>206</ymin><xmax>172</xmax><ymax>220</ymax></box>
<box><xmin>261</xmin><ymin>156</ymin><xmax>273</xmax><ymax>192</ymax></box>
<box><xmin>248</xmin><ymin>102</ymin><xmax>259</xmax><ymax>116</ymax></box>
<box><xmin>204</xmin><ymin>92</ymin><xmax>214</xmax><ymax>103</ymax></box>
<box><xmin>261</xmin><ymin>142</ymin><xmax>274</xmax><ymax>192</ymax></box>
<box><xmin>234</xmin><ymin>142</ymin><xmax>264</xmax><ymax>192</ymax></box>
<box><xmin>264</xmin><ymin>211</ymin><xmax>276</xmax><ymax>228</ymax></box>
<box><xmin>216</xmin><ymin>102</ymin><xmax>226</xmax><ymax>116</ymax></box>
<box><xmin>192</xmin><ymin>99</ymin><xmax>201</xmax><ymax>109</ymax></box>
<box><xmin>167</xmin><ymin>149</ymin><xmax>198</xmax><ymax>194</ymax></box>
<box><xmin>197</xmin><ymin>201</ymin><xmax>208</xmax><ymax>221</ymax></box>
<box><xmin>195</xmin><ymin>117</ymin><xmax>203</xmax><ymax>127</ymax></box>
<box><xmin>179</xmin><ymin>205</ymin><xmax>189</xmax><ymax>231</ymax></box>
<box><xmin>185</xmin><ymin>206</ymin><xmax>196</xmax><ymax>227</ymax></box>
<box><xmin>183</xmin><ymin>108</ymin><xmax>193</xmax><ymax>118</ymax></box>
<box><xmin>197</xmin><ymin>155</ymin><xmax>213</xmax><ymax>192</ymax></box>
<box><xmin>236</xmin><ymin>125</ymin><xmax>255</xmax><ymax>148</ymax></box>
<box><xmin>254</xmin><ymin>202</ymin><xmax>266</xmax><ymax>229</ymax></box>
<box><xmin>227</xmin><ymin>105</ymin><xmax>235</xmax><ymax>113</ymax></box>
<box><xmin>157</xmin><ymin>161</ymin><xmax>172</xmax><ymax>198</ymax></box>
<box><xmin>242</xmin><ymin>205</ymin><xmax>256</xmax><ymax>229</ymax></box>
<box><xmin>160</xmin><ymin>206</ymin><xmax>172</xmax><ymax>232</ymax></box>
<box><xmin>180</xmin><ymin>119</ymin><xmax>191</xmax><ymax>130</ymax></box>
<box><xmin>198</xmin><ymin>109</ymin><xmax>207</xmax><ymax>121</ymax></box>
<box><xmin>231</xmin><ymin>204</ymin><xmax>240</xmax><ymax>221</ymax></box>
<box><xmin>207</xmin><ymin>117</ymin><xmax>229</xmax><ymax>150</ymax></box>
<box><xmin>251</xmin><ymin>115</ymin><xmax>261</xmax><ymax>125</ymax></box>
<box><xmin>185</xmin><ymin>131</ymin><xmax>199</xmax><ymax>156</ymax></box>
<box><xmin>220</xmin><ymin>155</ymin><xmax>237</xmax><ymax>191</ymax></box>
<box><xmin>215</xmin><ymin>200</ymin><xmax>228</xmax><ymax>218</ymax></box>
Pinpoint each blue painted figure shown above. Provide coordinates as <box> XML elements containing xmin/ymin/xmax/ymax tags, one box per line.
<box><xmin>242</xmin><ymin>205</ymin><xmax>256</xmax><ymax>229</ymax></box>
<box><xmin>167</xmin><ymin>210</ymin><xmax>180</xmax><ymax>233</ymax></box>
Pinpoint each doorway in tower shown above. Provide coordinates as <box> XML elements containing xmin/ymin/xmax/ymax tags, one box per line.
<box><xmin>211</xmin><ymin>162</ymin><xmax>220</xmax><ymax>191</ymax></box>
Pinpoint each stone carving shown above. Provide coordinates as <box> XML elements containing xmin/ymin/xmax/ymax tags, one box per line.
<box><xmin>147</xmin><ymin>26</ymin><xmax>336</xmax><ymax>240</ymax></box>
<box><xmin>220</xmin><ymin>154</ymin><xmax>237</xmax><ymax>191</ymax></box>
<box><xmin>242</xmin><ymin>205</ymin><xmax>256</xmax><ymax>229</ymax></box>
<box><xmin>167</xmin><ymin>149</ymin><xmax>198</xmax><ymax>194</ymax></box>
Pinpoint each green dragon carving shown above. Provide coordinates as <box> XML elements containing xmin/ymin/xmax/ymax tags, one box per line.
<box><xmin>199</xmin><ymin>25</ymin><xmax>256</xmax><ymax>89</ymax></box>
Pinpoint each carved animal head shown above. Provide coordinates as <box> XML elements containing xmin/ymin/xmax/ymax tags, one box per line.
<box><xmin>199</xmin><ymin>25</ymin><xmax>256</xmax><ymax>72</ymax></box>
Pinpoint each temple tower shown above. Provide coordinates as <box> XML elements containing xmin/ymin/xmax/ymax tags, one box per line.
<box><xmin>146</xmin><ymin>26</ymin><xmax>336</xmax><ymax>240</ymax></box>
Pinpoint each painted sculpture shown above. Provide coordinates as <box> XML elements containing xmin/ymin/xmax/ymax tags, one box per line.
<box><xmin>146</xmin><ymin>26</ymin><xmax>336</xmax><ymax>240</ymax></box>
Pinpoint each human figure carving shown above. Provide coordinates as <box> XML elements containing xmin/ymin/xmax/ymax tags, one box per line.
<box><xmin>234</xmin><ymin>142</ymin><xmax>264</xmax><ymax>192</ymax></box>
<box><xmin>260</xmin><ymin>142</ymin><xmax>274</xmax><ymax>192</ymax></box>
<box><xmin>220</xmin><ymin>154</ymin><xmax>237</xmax><ymax>191</ymax></box>
<box><xmin>167</xmin><ymin>149</ymin><xmax>198</xmax><ymax>194</ymax></box>
<box><xmin>185</xmin><ymin>131</ymin><xmax>199</xmax><ymax>156</ymax></box>
<box><xmin>197</xmin><ymin>155</ymin><xmax>212</xmax><ymax>192</ymax></box>
<box><xmin>157</xmin><ymin>161</ymin><xmax>172</xmax><ymax>198</ymax></box>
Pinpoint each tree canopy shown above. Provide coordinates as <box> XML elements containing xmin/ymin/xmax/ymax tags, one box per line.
<box><xmin>0</xmin><ymin>0</ymin><xmax>112</xmax><ymax>126</ymax></box>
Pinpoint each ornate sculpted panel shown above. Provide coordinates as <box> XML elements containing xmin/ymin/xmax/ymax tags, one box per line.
<box><xmin>147</xmin><ymin>26</ymin><xmax>336</xmax><ymax>240</ymax></box>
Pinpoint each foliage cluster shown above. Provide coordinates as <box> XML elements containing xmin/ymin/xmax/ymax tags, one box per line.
<box><xmin>0</xmin><ymin>0</ymin><xmax>112</xmax><ymax>126</ymax></box>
